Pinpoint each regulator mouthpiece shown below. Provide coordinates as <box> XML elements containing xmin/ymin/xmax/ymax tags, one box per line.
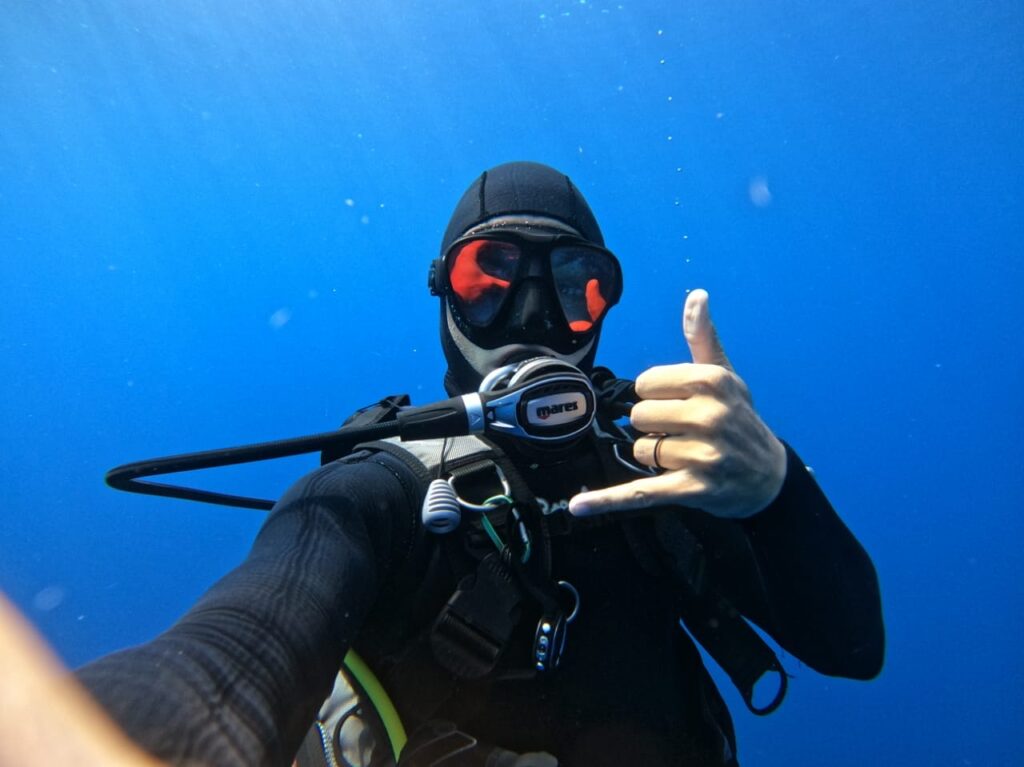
<box><xmin>473</xmin><ymin>357</ymin><xmax>597</xmax><ymax>444</ymax></box>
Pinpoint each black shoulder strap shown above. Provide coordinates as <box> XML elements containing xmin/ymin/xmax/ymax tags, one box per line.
<box><xmin>654</xmin><ymin>512</ymin><xmax>788</xmax><ymax>715</ymax></box>
<box><xmin>590</xmin><ymin>413</ymin><xmax>789</xmax><ymax>716</ymax></box>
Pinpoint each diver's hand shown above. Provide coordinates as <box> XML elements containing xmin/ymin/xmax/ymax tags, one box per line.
<box><xmin>569</xmin><ymin>289</ymin><xmax>786</xmax><ymax>519</ymax></box>
<box><xmin>0</xmin><ymin>593</ymin><xmax>166</xmax><ymax>767</ymax></box>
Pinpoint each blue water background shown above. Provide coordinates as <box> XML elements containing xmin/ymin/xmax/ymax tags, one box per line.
<box><xmin>2</xmin><ymin>2</ymin><xmax>1021</xmax><ymax>764</ymax></box>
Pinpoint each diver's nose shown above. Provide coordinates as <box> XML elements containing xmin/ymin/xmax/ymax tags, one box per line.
<box><xmin>514</xmin><ymin>277</ymin><xmax>550</xmax><ymax>334</ymax></box>
<box><xmin>507</xmin><ymin>253</ymin><xmax>559</xmax><ymax>337</ymax></box>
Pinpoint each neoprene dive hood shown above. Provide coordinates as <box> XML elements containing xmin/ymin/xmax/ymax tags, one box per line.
<box><xmin>433</xmin><ymin>162</ymin><xmax>619</xmax><ymax>396</ymax></box>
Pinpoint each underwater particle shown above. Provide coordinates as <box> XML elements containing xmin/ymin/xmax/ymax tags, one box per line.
<box><xmin>344</xmin><ymin>198</ymin><xmax>355</xmax><ymax>207</ymax></box>
<box><xmin>32</xmin><ymin>586</ymin><xmax>66</xmax><ymax>612</ymax></box>
<box><xmin>667</xmin><ymin>135</ymin><xmax>673</xmax><ymax>141</ymax></box>
<box><xmin>715</xmin><ymin>112</ymin><xmax>725</xmax><ymax>119</ymax></box>
<box><xmin>308</xmin><ymin>289</ymin><xmax>319</xmax><ymax>300</ymax></box>
<box><xmin>657</xmin><ymin>29</ymin><xmax>664</xmax><ymax>36</ymax></box>
<box><xmin>673</xmin><ymin>198</ymin><xmax>681</xmax><ymax>207</ymax></box>
<box><xmin>659</xmin><ymin>58</ymin><xmax>666</xmax><ymax>64</ymax></box>
<box><xmin>360</xmin><ymin>215</ymin><xmax>370</xmax><ymax>225</ymax></box>
<box><xmin>269</xmin><ymin>308</ymin><xmax>292</xmax><ymax>329</ymax></box>
<box><xmin>667</xmin><ymin>95</ymin><xmax>673</xmax><ymax>101</ymax></box>
<box><xmin>748</xmin><ymin>176</ymin><xmax>773</xmax><ymax>207</ymax></box>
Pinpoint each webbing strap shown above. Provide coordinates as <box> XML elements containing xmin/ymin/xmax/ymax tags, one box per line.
<box><xmin>654</xmin><ymin>514</ymin><xmax>788</xmax><ymax>715</ymax></box>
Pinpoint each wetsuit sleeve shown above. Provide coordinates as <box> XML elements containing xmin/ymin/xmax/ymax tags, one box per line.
<box><xmin>76</xmin><ymin>450</ymin><xmax>423</xmax><ymax>767</ymax></box>
<box><xmin>688</xmin><ymin>441</ymin><xmax>885</xmax><ymax>680</ymax></box>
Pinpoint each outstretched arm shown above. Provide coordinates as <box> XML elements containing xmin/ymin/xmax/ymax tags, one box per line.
<box><xmin>77</xmin><ymin>451</ymin><xmax>421</xmax><ymax>767</ymax></box>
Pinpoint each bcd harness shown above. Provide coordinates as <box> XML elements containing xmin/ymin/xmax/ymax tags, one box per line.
<box><xmin>298</xmin><ymin>387</ymin><xmax>789</xmax><ymax>767</ymax></box>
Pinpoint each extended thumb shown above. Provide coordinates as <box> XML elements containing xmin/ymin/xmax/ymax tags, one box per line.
<box><xmin>683</xmin><ymin>289</ymin><xmax>732</xmax><ymax>369</ymax></box>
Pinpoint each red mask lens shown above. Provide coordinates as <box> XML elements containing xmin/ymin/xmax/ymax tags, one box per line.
<box><xmin>447</xmin><ymin>239</ymin><xmax>522</xmax><ymax>326</ymax></box>
<box><xmin>550</xmin><ymin>245</ymin><xmax>620</xmax><ymax>333</ymax></box>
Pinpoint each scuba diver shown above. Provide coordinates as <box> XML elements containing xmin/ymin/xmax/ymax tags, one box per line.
<box><xmin>76</xmin><ymin>161</ymin><xmax>884</xmax><ymax>767</ymax></box>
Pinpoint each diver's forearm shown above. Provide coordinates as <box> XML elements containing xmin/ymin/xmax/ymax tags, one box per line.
<box><xmin>78</xmin><ymin>456</ymin><xmax>420</xmax><ymax>767</ymax></box>
<box><xmin>739</xmin><ymin>442</ymin><xmax>885</xmax><ymax>679</ymax></box>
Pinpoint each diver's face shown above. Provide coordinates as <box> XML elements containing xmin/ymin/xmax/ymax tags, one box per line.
<box><xmin>433</xmin><ymin>215</ymin><xmax>622</xmax><ymax>393</ymax></box>
<box><xmin>437</xmin><ymin>229</ymin><xmax>621</xmax><ymax>392</ymax></box>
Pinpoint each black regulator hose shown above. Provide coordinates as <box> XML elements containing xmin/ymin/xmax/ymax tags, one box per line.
<box><xmin>105</xmin><ymin>420</ymin><xmax>399</xmax><ymax>511</ymax></box>
<box><xmin>105</xmin><ymin>361</ymin><xmax>612</xmax><ymax>512</ymax></box>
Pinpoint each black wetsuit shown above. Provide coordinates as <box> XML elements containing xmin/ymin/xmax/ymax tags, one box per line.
<box><xmin>78</xmin><ymin>437</ymin><xmax>884</xmax><ymax>767</ymax></box>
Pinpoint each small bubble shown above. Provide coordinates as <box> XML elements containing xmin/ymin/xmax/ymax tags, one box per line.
<box><xmin>360</xmin><ymin>215</ymin><xmax>370</xmax><ymax>225</ymax></box>
<box><xmin>33</xmin><ymin>586</ymin><xmax>66</xmax><ymax>612</ymax></box>
<box><xmin>715</xmin><ymin>112</ymin><xmax>725</xmax><ymax>119</ymax></box>
<box><xmin>657</xmin><ymin>29</ymin><xmax>664</xmax><ymax>36</ymax></box>
<box><xmin>269</xmin><ymin>308</ymin><xmax>292</xmax><ymax>329</ymax></box>
<box><xmin>748</xmin><ymin>176</ymin><xmax>773</xmax><ymax>207</ymax></box>
<box><xmin>659</xmin><ymin>58</ymin><xmax>666</xmax><ymax>65</ymax></box>
<box><xmin>344</xmin><ymin>198</ymin><xmax>355</xmax><ymax>207</ymax></box>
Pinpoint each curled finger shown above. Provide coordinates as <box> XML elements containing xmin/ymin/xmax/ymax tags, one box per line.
<box><xmin>633</xmin><ymin>435</ymin><xmax>721</xmax><ymax>471</ymax></box>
